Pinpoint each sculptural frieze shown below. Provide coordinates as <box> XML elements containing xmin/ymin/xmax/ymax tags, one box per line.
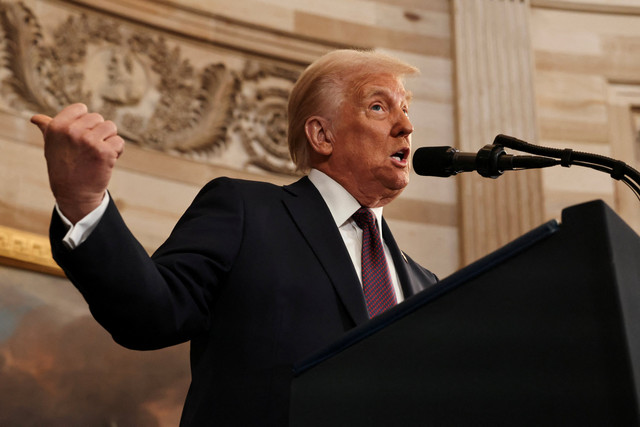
<box><xmin>0</xmin><ymin>0</ymin><xmax>301</xmax><ymax>175</ymax></box>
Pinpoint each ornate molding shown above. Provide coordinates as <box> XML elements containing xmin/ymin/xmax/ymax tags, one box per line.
<box><xmin>0</xmin><ymin>0</ymin><xmax>305</xmax><ymax>175</ymax></box>
<box><xmin>231</xmin><ymin>62</ymin><xmax>299</xmax><ymax>175</ymax></box>
<box><xmin>531</xmin><ymin>0</ymin><xmax>640</xmax><ymax>15</ymax></box>
<box><xmin>64</xmin><ymin>0</ymin><xmax>340</xmax><ymax>65</ymax></box>
<box><xmin>0</xmin><ymin>225</ymin><xmax>63</xmax><ymax>276</ymax></box>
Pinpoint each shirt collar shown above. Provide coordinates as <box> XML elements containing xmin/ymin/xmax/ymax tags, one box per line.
<box><xmin>308</xmin><ymin>169</ymin><xmax>384</xmax><ymax>228</ymax></box>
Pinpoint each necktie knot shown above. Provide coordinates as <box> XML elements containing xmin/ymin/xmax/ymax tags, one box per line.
<box><xmin>352</xmin><ymin>207</ymin><xmax>376</xmax><ymax>231</ymax></box>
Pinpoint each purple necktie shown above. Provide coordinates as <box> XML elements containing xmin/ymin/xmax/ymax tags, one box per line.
<box><xmin>352</xmin><ymin>207</ymin><xmax>397</xmax><ymax>318</ymax></box>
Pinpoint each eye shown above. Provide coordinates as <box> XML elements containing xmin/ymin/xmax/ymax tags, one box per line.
<box><xmin>371</xmin><ymin>104</ymin><xmax>383</xmax><ymax>112</ymax></box>
<box><xmin>402</xmin><ymin>107</ymin><xmax>409</xmax><ymax>116</ymax></box>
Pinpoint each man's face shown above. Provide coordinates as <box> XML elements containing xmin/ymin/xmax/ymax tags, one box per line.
<box><xmin>328</xmin><ymin>73</ymin><xmax>413</xmax><ymax>207</ymax></box>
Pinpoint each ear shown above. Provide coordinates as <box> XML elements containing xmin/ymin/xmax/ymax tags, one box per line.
<box><xmin>304</xmin><ymin>116</ymin><xmax>334</xmax><ymax>157</ymax></box>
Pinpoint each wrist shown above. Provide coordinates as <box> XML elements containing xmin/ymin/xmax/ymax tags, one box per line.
<box><xmin>56</xmin><ymin>192</ymin><xmax>106</xmax><ymax>224</ymax></box>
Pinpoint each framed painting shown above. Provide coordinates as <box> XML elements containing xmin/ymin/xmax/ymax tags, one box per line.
<box><xmin>0</xmin><ymin>226</ymin><xmax>190</xmax><ymax>426</ymax></box>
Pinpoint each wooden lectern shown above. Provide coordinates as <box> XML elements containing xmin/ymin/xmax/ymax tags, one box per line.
<box><xmin>290</xmin><ymin>200</ymin><xmax>640</xmax><ymax>426</ymax></box>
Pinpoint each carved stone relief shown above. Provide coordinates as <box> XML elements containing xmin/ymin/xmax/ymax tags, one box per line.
<box><xmin>232</xmin><ymin>62</ymin><xmax>299</xmax><ymax>174</ymax></box>
<box><xmin>0</xmin><ymin>0</ymin><xmax>301</xmax><ymax>175</ymax></box>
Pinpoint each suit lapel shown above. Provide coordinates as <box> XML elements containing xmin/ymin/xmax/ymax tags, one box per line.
<box><xmin>282</xmin><ymin>177</ymin><xmax>369</xmax><ymax>326</ymax></box>
<box><xmin>382</xmin><ymin>218</ymin><xmax>423</xmax><ymax>298</ymax></box>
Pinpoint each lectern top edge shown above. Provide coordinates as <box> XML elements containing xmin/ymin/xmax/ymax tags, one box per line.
<box><xmin>293</xmin><ymin>216</ymin><xmax>560</xmax><ymax>376</ymax></box>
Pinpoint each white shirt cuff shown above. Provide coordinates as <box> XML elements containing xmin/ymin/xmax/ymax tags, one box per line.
<box><xmin>56</xmin><ymin>193</ymin><xmax>110</xmax><ymax>250</ymax></box>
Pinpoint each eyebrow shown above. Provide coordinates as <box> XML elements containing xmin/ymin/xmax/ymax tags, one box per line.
<box><xmin>362</xmin><ymin>86</ymin><xmax>413</xmax><ymax>105</ymax></box>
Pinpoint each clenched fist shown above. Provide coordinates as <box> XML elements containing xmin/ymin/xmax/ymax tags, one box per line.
<box><xmin>31</xmin><ymin>103</ymin><xmax>125</xmax><ymax>224</ymax></box>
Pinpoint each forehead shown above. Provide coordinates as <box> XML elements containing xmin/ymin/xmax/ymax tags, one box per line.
<box><xmin>350</xmin><ymin>73</ymin><xmax>411</xmax><ymax>103</ymax></box>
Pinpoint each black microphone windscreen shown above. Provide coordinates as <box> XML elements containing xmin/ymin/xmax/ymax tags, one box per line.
<box><xmin>412</xmin><ymin>146</ymin><xmax>456</xmax><ymax>177</ymax></box>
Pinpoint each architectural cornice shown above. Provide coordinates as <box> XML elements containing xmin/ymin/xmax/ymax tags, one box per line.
<box><xmin>532</xmin><ymin>0</ymin><xmax>640</xmax><ymax>15</ymax></box>
<box><xmin>59</xmin><ymin>0</ymin><xmax>348</xmax><ymax>65</ymax></box>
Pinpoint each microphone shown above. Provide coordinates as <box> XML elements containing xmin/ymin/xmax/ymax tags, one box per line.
<box><xmin>412</xmin><ymin>144</ymin><xmax>560</xmax><ymax>178</ymax></box>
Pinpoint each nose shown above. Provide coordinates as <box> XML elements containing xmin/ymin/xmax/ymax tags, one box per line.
<box><xmin>391</xmin><ymin>110</ymin><xmax>414</xmax><ymax>138</ymax></box>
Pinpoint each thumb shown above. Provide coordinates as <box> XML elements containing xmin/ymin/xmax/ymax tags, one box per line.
<box><xmin>30</xmin><ymin>114</ymin><xmax>52</xmax><ymax>134</ymax></box>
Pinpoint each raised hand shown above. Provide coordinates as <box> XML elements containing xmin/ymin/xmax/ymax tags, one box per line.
<box><xmin>31</xmin><ymin>103</ymin><xmax>125</xmax><ymax>224</ymax></box>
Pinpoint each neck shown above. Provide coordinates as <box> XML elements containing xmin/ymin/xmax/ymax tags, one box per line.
<box><xmin>311</xmin><ymin>166</ymin><xmax>402</xmax><ymax>208</ymax></box>
<box><xmin>352</xmin><ymin>190</ymin><xmax>400</xmax><ymax>208</ymax></box>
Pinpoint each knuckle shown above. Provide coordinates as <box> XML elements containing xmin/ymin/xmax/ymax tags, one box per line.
<box><xmin>107</xmin><ymin>135</ymin><xmax>125</xmax><ymax>153</ymax></box>
<box><xmin>69</xmin><ymin>102</ymin><xmax>88</xmax><ymax>112</ymax></box>
<box><xmin>77</xmin><ymin>128</ymin><xmax>97</xmax><ymax>145</ymax></box>
<box><xmin>46</xmin><ymin>119</ymin><xmax>67</xmax><ymax>135</ymax></box>
<box><xmin>102</xmin><ymin>120</ymin><xmax>118</xmax><ymax>135</ymax></box>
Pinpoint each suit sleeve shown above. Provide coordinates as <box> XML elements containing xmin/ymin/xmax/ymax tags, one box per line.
<box><xmin>50</xmin><ymin>177</ymin><xmax>243</xmax><ymax>350</ymax></box>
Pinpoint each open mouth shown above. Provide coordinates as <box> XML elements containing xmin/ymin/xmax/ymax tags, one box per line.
<box><xmin>390</xmin><ymin>148</ymin><xmax>409</xmax><ymax>163</ymax></box>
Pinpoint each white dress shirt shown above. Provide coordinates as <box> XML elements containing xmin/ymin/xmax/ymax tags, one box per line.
<box><xmin>57</xmin><ymin>192</ymin><xmax>110</xmax><ymax>250</ymax></box>
<box><xmin>307</xmin><ymin>169</ymin><xmax>404</xmax><ymax>303</ymax></box>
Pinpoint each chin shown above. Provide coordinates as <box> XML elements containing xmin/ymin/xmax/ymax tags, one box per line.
<box><xmin>392</xmin><ymin>172</ymin><xmax>410</xmax><ymax>190</ymax></box>
<box><xmin>384</xmin><ymin>180</ymin><xmax>409</xmax><ymax>197</ymax></box>
<box><xmin>373</xmin><ymin>171</ymin><xmax>410</xmax><ymax>198</ymax></box>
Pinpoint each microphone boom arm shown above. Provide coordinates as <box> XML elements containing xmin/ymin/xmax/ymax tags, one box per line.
<box><xmin>475</xmin><ymin>144</ymin><xmax>559</xmax><ymax>179</ymax></box>
<box><xmin>493</xmin><ymin>134</ymin><xmax>640</xmax><ymax>200</ymax></box>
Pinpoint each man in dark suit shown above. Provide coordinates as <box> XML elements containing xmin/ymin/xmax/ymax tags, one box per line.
<box><xmin>32</xmin><ymin>49</ymin><xmax>438</xmax><ymax>425</ymax></box>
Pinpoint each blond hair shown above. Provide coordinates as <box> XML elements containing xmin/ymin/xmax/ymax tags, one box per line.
<box><xmin>287</xmin><ymin>49</ymin><xmax>419</xmax><ymax>172</ymax></box>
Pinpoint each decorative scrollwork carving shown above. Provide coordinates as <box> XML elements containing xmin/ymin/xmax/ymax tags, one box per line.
<box><xmin>0</xmin><ymin>0</ymin><xmax>302</xmax><ymax>174</ymax></box>
<box><xmin>232</xmin><ymin>61</ymin><xmax>300</xmax><ymax>175</ymax></box>
<box><xmin>0</xmin><ymin>1</ymin><xmax>61</xmax><ymax>115</ymax></box>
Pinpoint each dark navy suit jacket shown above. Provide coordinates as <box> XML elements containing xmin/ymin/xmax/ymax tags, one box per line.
<box><xmin>50</xmin><ymin>176</ymin><xmax>438</xmax><ymax>426</ymax></box>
